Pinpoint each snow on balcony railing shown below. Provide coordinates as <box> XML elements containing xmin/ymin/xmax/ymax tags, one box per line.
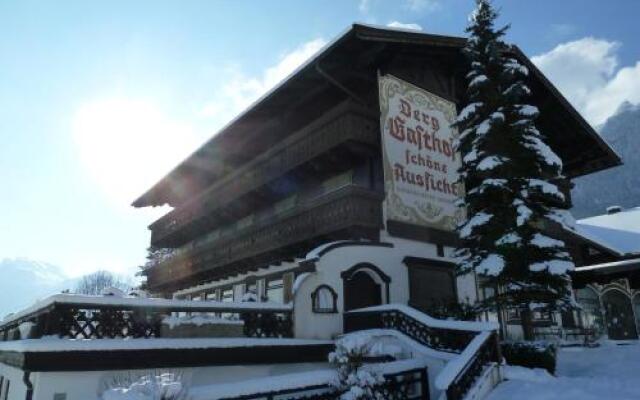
<box><xmin>0</xmin><ymin>294</ymin><xmax>293</xmax><ymax>341</ymax></box>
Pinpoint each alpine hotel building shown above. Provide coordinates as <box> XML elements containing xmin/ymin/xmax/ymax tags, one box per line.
<box><xmin>0</xmin><ymin>24</ymin><xmax>629</xmax><ymax>400</ymax></box>
<box><xmin>134</xmin><ymin>25</ymin><xmax>619</xmax><ymax>340</ymax></box>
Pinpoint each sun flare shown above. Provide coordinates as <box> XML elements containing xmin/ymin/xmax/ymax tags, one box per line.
<box><xmin>72</xmin><ymin>98</ymin><xmax>199</xmax><ymax>207</ymax></box>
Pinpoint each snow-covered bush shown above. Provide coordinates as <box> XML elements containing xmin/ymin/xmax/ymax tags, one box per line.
<box><xmin>329</xmin><ymin>334</ymin><xmax>385</xmax><ymax>400</ymax></box>
<box><xmin>101</xmin><ymin>372</ymin><xmax>187</xmax><ymax>400</ymax></box>
<box><xmin>501</xmin><ymin>341</ymin><xmax>557</xmax><ymax>374</ymax></box>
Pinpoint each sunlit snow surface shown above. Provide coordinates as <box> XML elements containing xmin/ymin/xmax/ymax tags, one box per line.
<box><xmin>488</xmin><ymin>342</ymin><xmax>640</xmax><ymax>400</ymax></box>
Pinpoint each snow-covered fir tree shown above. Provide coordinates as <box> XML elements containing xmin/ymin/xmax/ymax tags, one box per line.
<box><xmin>454</xmin><ymin>0</ymin><xmax>576</xmax><ymax>339</ymax></box>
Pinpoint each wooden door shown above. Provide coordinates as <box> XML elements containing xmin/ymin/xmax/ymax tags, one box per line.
<box><xmin>344</xmin><ymin>271</ymin><xmax>382</xmax><ymax>312</ymax></box>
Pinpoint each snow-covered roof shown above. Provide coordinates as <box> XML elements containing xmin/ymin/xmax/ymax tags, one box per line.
<box><xmin>575</xmin><ymin>207</ymin><xmax>640</xmax><ymax>256</ymax></box>
<box><xmin>133</xmin><ymin>24</ymin><xmax>620</xmax><ymax>209</ymax></box>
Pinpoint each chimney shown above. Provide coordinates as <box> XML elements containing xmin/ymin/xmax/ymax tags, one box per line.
<box><xmin>606</xmin><ymin>205</ymin><xmax>623</xmax><ymax>215</ymax></box>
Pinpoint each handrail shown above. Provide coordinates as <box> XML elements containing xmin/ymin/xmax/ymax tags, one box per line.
<box><xmin>348</xmin><ymin>304</ymin><xmax>498</xmax><ymax>332</ymax></box>
<box><xmin>442</xmin><ymin>332</ymin><xmax>501</xmax><ymax>400</ymax></box>
<box><xmin>344</xmin><ymin>304</ymin><xmax>496</xmax><ymax>354</ymax></box>
<box><xmin>344</xmin><ymin>304</ymin><xmax>501</xmax><ymax>400</ymax></box>
<box><xmin>435</xmin><ymin>331</ymin><xmax>492</xmax><ymax>390</ymax></box>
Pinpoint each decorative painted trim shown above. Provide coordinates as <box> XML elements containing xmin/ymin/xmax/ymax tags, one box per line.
<box><xmin>340</xmin><ymin>263</ymin><xmax>391</xmax><ymax>283</ymax></box>
<box><xmin>341</xmin><ymin>263</ymin><xmax>391</xmax><ymax>306</ymax></box>
<box><xmin>315</xmin><ymin>241</ymin><xmax>394</xmax><ymax>259</ymax></box>
<box><xmin>311</xmin><ymin>285</ymin><xmax>339</xmax><ymax>314</ymax></box>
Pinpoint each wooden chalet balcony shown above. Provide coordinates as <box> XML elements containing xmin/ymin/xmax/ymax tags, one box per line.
<box><xmin>149</xmin><ymin>103</ymin><xmax>379</xmax><ymax>248</ymax></box>
<box><xmin>145</xmin><ymin>185</ymin><xmax>384</xmax><ymax>291</ymax></box>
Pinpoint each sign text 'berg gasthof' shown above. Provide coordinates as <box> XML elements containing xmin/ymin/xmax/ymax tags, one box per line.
<box><xmin>379</xmin><ymin>74</ymin><xmax>465</xmax><ymax>232</ymax></box>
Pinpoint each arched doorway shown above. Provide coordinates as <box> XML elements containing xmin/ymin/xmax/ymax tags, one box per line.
<box><xmin>341</xmin><ymin>264</ymin><xmax>389</xmax><ymax>312</ymax></box>
<box><xmin>602</xmin><ymin>289</ymin><xmax>638</xmax><ymax>340</ymax></box>
<box><xmin>575</xmin><ymin>286</ymin><xmax>605</xmax><ymax>338</ymax></box>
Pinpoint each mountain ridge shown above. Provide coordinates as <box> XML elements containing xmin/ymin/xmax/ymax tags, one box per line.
<box><xmin>571</xmin><ymin>102</ymin><xmax>640</xmax><ymax>218</ymax></box>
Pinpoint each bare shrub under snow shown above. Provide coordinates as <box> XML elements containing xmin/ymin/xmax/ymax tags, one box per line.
<box><xmin>101</xmin><ymin>372</ymin><xmax>187</xmax><ymax>400</ymax></box>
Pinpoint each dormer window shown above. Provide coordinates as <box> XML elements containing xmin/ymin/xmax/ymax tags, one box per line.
<box><xmin>311</xmin><ymin>285</ymin><xmax>338</xmax><ymax>313</ymax></box>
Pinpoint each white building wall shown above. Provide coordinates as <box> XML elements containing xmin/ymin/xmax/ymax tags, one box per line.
<box><xmin>293</xmin><ymin>234</ymin><xmax>479</xmax><ymax>340</ymax></box>
<box><xmin>0</xmin><ymin>362</ymin><xmax>29</xmax><ymax>400</ymax></box>
<box><xmin>29</xmin><ymin>362</ymin><xmax>328</xmax><ymax>400</ymax></box>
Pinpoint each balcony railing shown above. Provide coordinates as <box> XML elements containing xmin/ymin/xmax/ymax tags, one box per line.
<box><xmin>150</xmin><ymin>105</ymin><xmax>378</xmax><ymax>248</ymax></box>
<box><xmin>145</xmin><ymin>185</ymin><xmax>383</xmax><ymax>290</ymax></box>
<box><xmin>0</xmin><ymin>295</ymin><xmax>293</xmax><ymax>341</ymax></box>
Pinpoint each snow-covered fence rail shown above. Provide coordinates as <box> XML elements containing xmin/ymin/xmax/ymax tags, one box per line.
<box><xmin>436</xmin><ymin>331</ymin><xmax>500</xmax><ymax>400</ymax></box>
<box><xmin>344</xmin><ymin>304</ymin><xmax>496</xmax><ymax>353</ymax></box>
<box><xmin>0</xmin><ymin>294</ymin><xmax>293</xmax><ymax>341</ymax></box>
<box><xmin>201</xmin><ymin>367</ymin><xmax>429</xmax><ymax>400</ymax></box>
<box><xmin>344</xmin><ymin>304</ymin><xmax>500</xmax><ymax>400</ymax></box>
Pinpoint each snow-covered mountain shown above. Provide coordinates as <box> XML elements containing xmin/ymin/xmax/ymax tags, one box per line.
<box><xmin>571</xmin><ymin>102</ymin><xmax>640</xmax><ymax>218</ymax></box>
<box><xmin>0</xmin><ymin>258</ymin><xmax>73</xmax><ymax>318</ymax></box>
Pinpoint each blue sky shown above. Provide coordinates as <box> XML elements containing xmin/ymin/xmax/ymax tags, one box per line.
<box><xmin>1</xmin><ymin>0</ymin><xmax>640</xmax><ymax>282</ymax></box>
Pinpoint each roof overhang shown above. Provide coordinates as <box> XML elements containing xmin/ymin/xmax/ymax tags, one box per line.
<box><xmin>572</xmin><ymin>258</ymin><xmax>640</xmax><ymax>289</ymax></box>
<box><xmin>132</xmin><ymin>24</ymin><xmax>621</xmax><ymax>209</ymax></box>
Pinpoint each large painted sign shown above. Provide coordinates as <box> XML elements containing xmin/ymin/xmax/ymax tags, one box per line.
<box><xmin>379</xmin><ymin>74</ymin><xmax>465</xmax><ymax>232</ymax></box>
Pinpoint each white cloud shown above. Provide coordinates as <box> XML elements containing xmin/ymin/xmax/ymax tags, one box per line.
<box><xmin>199</xmin><ymin>38</ymin><xmax>327</xmax><ymax>125</ymax></box>
<box><xmin>532</xmin><ymin>37</ymin><xmax>640</xmax><ymax>126</ymax></box>
<box><xmin>387</xmin><ymin>21</ymin><xmax>423</xmax><ymax>31</ymax></box>
<box><xmin>405</xmin><ymin>0</ymin><xmax>439</xmax><ymax>12</ymax></box>
<box><xmin>359</xmin><ymin>0</ymin><xmax>371</xmax><ymax>13</ymax></box>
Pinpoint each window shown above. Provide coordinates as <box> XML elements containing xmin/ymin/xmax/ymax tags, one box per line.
<box><xmin>247</xmin><ymin>283</ymin><xmax>257</xmax><ymax>294</ymax></box>
<box><xmin>311</xmin><ymin>285</ymin><xmax>338</xmax><ymax>313</ymax></box>
<box><xmin>244</xmin><ymin>282</ymin><xmax>258</xmax><ymax>302</ymax></box>
<box><xmin>222</xmin><ymin>289</ymin><xmax>234</xmax><ymax>302</ymax></box>
<box><xmin>406</xmin><ymin>262</ymin><xmax>456</xmax><ymax>314</ymax></box>
<box><xmin>205</xmin><ymin>291</ymin><xmax>218</xmax><ymax>301</ymax></box>
<box><xmin>233</xmin><ymin>284</ymin><xmax>245</xmax><ymax>302</ymax></box>
<box><xmin>506</xmin><ymin>308</ymin><xmax>553</xmax><ymax>324</ymax></box>
<box><xmin>266</xmin><ymin>278</ymin><xmax>284</xmax><ymax>303</ymax></box>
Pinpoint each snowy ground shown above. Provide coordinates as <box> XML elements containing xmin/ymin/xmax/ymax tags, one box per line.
<box><xmin>488</xmin><ymin>342</ymin><xmax>640</xmax><ymax>400</ymax></box>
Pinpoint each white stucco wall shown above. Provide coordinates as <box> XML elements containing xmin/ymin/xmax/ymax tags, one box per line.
<box><xmin>0</xmin><ymin>362</ymin><xmax>28</xmax><ymax>400</ymax></box>
<box><xmin>293</xmin><ymin>234</ymin><xmax>479</xmax><ymax>340</ymax></box>
<box><xmin>27</xmin><ymin>362</ymin><xmax>328</xmax><ymax>400</ymax></box>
